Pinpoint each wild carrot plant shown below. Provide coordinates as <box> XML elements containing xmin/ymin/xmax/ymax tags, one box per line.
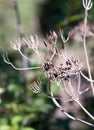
<box><xmin>3</xmin><ymin>0</ymin><xmax>94</xmax><ymax>127</ymax></box>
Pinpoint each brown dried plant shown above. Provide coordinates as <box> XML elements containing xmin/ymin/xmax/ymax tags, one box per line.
<box><xmin>3</xmin><ymin>0</ymin><xmax>94</xmax><ymax>127</ymax></box>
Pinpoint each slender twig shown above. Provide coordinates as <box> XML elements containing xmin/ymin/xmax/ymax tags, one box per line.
<box><xmin>77</xmin><ymin>73</ymin><xmax>81</xmax><ymax>96</ymax></box>
<box><xmin>79</xmin><ymin>87</ymin><xmax>90</xmax><ymax>94</ymax></box>
<box><xmin>13</xmin><ymin>0</ymin><xmax>28</xmax><ymax>74</ymax></box>
<box><xmin>80</xmin><ymin>71</ymin><xmax>94</xmax><ymax>82</ymax></box>
<box><xmin>3</xmin><ymin>53</ymin><xmax>42</xmax><ymax>71</ymax></box>
<box><xmin>49</xmin><ymin>47</ymin><xmax>56</xmax><ymax>61</ymax></box>
<box><xmin>83</xmin><ymin>0</ymin><xmax>94</xmax><ymax>95</ymax></box>
<box><xmin>13</xmin><ymin>0</ymin><xmax>24</xmax><ymax>38</ymax></box>
<box><xmin>60</xmin><ymin>29</ymin><xmax>69</xmax><ymax>43</ymax></box>
<box><xmin>75</xmin><ymin>99</ymin><xmax>94</xmax><ymax>120</ymax></box>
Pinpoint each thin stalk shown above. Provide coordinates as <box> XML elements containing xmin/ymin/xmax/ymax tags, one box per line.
<box><xmin>75</xmin><ymin>99</ymin><xmax>94</xmax><ymax>120</ymax></box>
<box><xmin>67</xmin><ymin>80</ymin><xmax>76</xmax><ymax>98</ymax></box>
<box><xmin>80</xmin><ymin>71</ymin><xmax>94</xmax><ymax>82</ymax></box>
<box><xmin>83</xmin><ymin>9</ymin><xmax>94</xmax><ymax>95</ymax></box>
<box><xmin>13</xmin><ymin>0</ymin><xmax>28</xmax><ymax>75</ymax></box>
<box><xmin>77</xmin><ymin>73</ymin><xmax>81</xmax><ymax>96</ymax></box>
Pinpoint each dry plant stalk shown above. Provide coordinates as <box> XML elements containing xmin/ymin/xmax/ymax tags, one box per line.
<box><xmin>3</xmin><ymin>0</ymin><xmax>94</xmax><ymax>127</ymax></box>
<box><xmin>82</xmin><ymin>0</ymin><xmax>94</xmax><ymax>95</ymax></box>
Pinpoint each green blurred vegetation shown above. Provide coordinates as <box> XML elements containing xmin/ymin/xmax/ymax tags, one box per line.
<box><xmin>39</xmin><ymin>0</ymin><xmax>83</xmax><ymax>34</ymax></box>
<box><xmin>39</xmin><ymin>0</ymin><xmax>94</xmax><ymax>36</ymax></box>
<box><xmin>0</xmin><ymin>0</ymin><xmax>94</xmax><ymax>130</ymax></box>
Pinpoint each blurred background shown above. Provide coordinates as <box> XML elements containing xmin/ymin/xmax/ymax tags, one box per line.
<box><xmin>0</xmin><ymin>0</ymin><xmax>94</xmax><ymax>130</ymax></box>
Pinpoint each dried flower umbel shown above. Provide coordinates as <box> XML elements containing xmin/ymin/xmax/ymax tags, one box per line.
<box><xmin>3</xmin><ymin>0</ymin><xmax>94</xmax><ymax>127</ymax></box>
<box><xmin>83</xmin><ymin>0</ymin><xmax>93</xmax><ymax>10</ymax></box>
<box><xmin>4</xmin><ymin>30</ymin><xmax>94</xmax><ymax>126</ymax></box>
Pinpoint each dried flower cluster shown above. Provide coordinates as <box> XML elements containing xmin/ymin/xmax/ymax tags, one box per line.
<box><xmin>42</xmin><ymin>56</ymin><xmax>81</xmax><ymax>81</ymax></box>
<box><xmin>4</xmin><ymin>30</ymin><xmax>82</xmax><ymax>82</ymax></box>
<box><xmin>3</xmin><ymin>0</ymin><xmax>94</xmax><ymax>127</ymax></box>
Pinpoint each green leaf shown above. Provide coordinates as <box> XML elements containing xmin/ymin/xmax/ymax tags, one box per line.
<box><xmin>11</xmin><ymin>115</ymin><xmax>22</xmax><ymax>127</ymax></box>
<box><xmin>21</xmin><ymin>127</ymin><xmax>35</xmax><ymax>130</ymax></box>
<box><xmin>0</xmin><ymin>125</ymin><xmax>10</xmax><ymax>130</ymax></box>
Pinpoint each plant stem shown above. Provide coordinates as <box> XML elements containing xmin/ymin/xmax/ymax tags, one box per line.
<box><xmin>13</xmin><ymin>0</ymin><xmax>28</xmax><ymax>76</ymax></box>
<box><xmin>83</xmin><ymin>9</ymin><xmax>94</xmax><ymax>95</ymax></box>
<box><xmin>76</xmin><ymin>99</ymin><xmax>94</xmax><ymax>120</ymax></box>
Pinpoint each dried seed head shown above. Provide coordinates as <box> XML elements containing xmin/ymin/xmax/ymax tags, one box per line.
<box><xmin>29</xmin><ymin>79</ymin><xmax>42</xmax><ymax>93</ymax></box>
<box><xmin>11</xmin><ymin>38</ymin><xmax>21</xmax><ymax>51</ymax></box>
<box><xmin>83</xmin><ymin>0</ymin><xmax>93</xmax><ymax>10</ymax></box>
<box><xmin>47</xmin><ymin>30</ymin><xmax>57</xmax><ymax>45</ymax></box>
<box><xmin>42</xmin><ymin>60</ymin><xmax>54</xmax><ymax>72</ymax></box>
<box><xmin>23</xmin><ymin>34</ymin><xmax>39</xmax><ymax>50</ymax></box>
